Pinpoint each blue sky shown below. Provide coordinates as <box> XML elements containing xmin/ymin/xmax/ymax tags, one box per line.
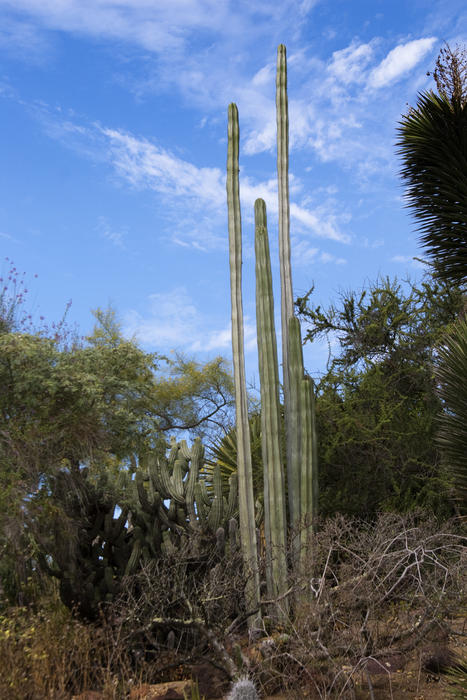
<box><xmin>1</xmin><ymin>0</ymin><xmax>465</xmax><ymax>381</ymax></box>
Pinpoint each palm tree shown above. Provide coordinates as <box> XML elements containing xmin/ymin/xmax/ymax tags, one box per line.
<box><xmin>398</xmin><ymin>45</ymin><xmax>467</xmax><ymax>516</ymax></box>
<box><xmin>203</xmin><ymin>413</ymin><xmax>264</xmax><ymax>499</ymax></box>
<box><xmin>396</xmin><ymin>44</ymin><xmax>467</xmax><ymax>285</ymax></box>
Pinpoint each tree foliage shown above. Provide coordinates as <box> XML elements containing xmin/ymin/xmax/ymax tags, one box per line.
<box><xmin>297</xmin><ymin>272</ymin><xmax>465</xmax><ymax>518</ymax></box>
<box><xmin>0</xmin><ymin>304</ymin><xmax>234</xmax><ymax>605</ymax></box>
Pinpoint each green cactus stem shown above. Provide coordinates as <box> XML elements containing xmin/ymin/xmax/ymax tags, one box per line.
<box><xmin>288</xmin><ymin>316</ymin><xmax>318</xmax><ymax>568</ymax></box>
<box><xmin>277</xmin><ymin>44</ymin><xmax>294</xmax><ymax>348</ymax></box>
<box><xmin>276</xmin><ymin>44</ymin><xmax>297</xmax><ymax>535</ymax></box>
<box><xmin>254</xmin><ymin>198</ymin><xmax>288</xmax><ymax>610</ymax></box>
<box><xmin>287</xmin><ymin>316</ymin><xmax>303</xmax><ymax>546</ymax></box>
<box><xmin>227</xmin><ymin>102</ymin><xmax>261</xmax><ymax>630</ymax></box>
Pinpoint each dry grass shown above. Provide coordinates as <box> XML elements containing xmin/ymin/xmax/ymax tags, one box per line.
<box><xmin>0</xmin><ymin>597</ymin><xmax>140</xmax><ymax>699</ymax></box>
<box><xmin>0</xmin><ymin>513</ymin><xmax>464</xmax><ymax>699</ymax></box>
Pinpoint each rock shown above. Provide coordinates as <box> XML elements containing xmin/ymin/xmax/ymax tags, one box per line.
<box><xmin>191</xmin><ymin>663</ymin><xmax>229</xmax><ymax>698</ymax></box>
<box><xmin>130</xmin><ymin>680</ymin><xmax>191</xmax><ymax>699</ymax></box>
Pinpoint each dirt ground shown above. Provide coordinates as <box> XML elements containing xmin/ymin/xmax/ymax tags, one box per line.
<box><xmin>221</xmin><ymin>614</ymin><xmax>467</xmax><ymax>699</ymax></box>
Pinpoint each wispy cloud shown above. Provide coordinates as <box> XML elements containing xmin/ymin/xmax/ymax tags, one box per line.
<box><xmin>391</xmin><ymin>254</ymin><xmax>425</xmax><ymax>268</ymax></box>
<box><xmin>31</xmin><ymin>107</ymin><xmax>350</xmax><ymax>249</ymax></box>
<box><xmin>102</xmin><ymin>125</ymin><xmax>352</xmax><ymax>245</ymax></box>
<box><xmin>368</xmin><ymin>37</ymin><xmax>437</xmax><ymax>89</ymax></box>
<box><xmin>0</xmin><ymin>0</ymin><xmax>442</xmax><ymax>189</ymax></box>
<box><xmin>124</xmin><ymin>286</ymin><xmax>256</xmax><ymax>353</ymax></box>
<box><xmin>0</xmin><ymin>3</ymin><xmax>443</xmax><ymax>263</ymax></box>
<box><xmin>96</xmin><ymin>216</ymin><xmax>126</xmax><ymax>249</ymax></box>
<box><xmin>0</xmin><ymin>13</ymin><xmax>50</xmax><ymax>62</ymax></box>
<box><xmin>328</xmin><ymin>40</ymin><xmax>375</xmax><ymax>85</ymax></box>
<box><xmin>0</xmin><ymin>0</ymin><xmax>312</xmax><ymax>62</ymax></box>
<box><xmin>0</xmin><ymin>230</ymin><xmax>13</xmax><ymax>239</ymax></box>
<box><xmin>292</xmin><ymin>240</ymin><xmax>347</xmax><ymax>266</ymax></box>
<box><xmin>102</xmin><ymin>127</ymin><xmax>225</xmax><ymax>207</ymax></box>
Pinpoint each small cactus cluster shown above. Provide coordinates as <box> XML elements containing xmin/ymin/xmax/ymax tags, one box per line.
<box><xmin>130</xmin><ymin>437</ymin><xmax>238</xmax><ymax>562</ymax></box>
<box><xmin>41</xmin><ymin>438</ymin><xmax>239</xmax><ymax>618</ymax></box>
<box><xmin>227</xmin><ymin>676</ymin><xmax>259</xmax><ymax>700</ymax></box>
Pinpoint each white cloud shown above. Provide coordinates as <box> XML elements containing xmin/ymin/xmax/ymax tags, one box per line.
<box><xmin>1</xmin><ymin>1</ymin><xmax>438</xmax><ymax>189</ymax></box>
<box><xmin>0</xmin><ymin>0</ymin><xmax>221</xmax><ymax>53</ymax></box>
<box><xmin>361</xmin><ymin>237</ymin><xmax>384</xmax><ymax>249</ymax></box>
<box><xmin>368</xmin><ymin>37</ymin><xmax>437</xmax><ymax>89</ymax></box>
<box><xmin>96</xmin><ymin>216</ymin><xmax>126</xmax><ymax>249</ymax></box>
<box><xmin>0</xmin><ymin>14</ymin><xmax>50</xmax><ymax>61</ymax></box>
<box><xmin>391</xmin><ymin>254</ymin><xmax>425</xmax><ymax>268</ymax></box>
<box><xmin>125</xmin><ymin>288</ymin><xmax>200</xmax><ymax>348</ymax></box>
<box><xmin>124</xmin><ymin>286</ymin><xmax>257</xmax><ymax>354</ymax></box>
<box><xmin>101</xmin><ymin>126</ymin><xmax>226</xmax><ymax>207</ymax></box>
<box><xmin>292</xmin><ymin>240</ymin><xmax>347</xmax><ymax>266</ymax></box>
<box><xmin>290</xmin><ymin>202</ymin><xmax>350</xmax><ymax>243</ymax></box>
<box><xmin>0</xmin><ymin>0</ymin><xmax>312</xmax><ymax>58</ymax></box>
<box><xmin>40</xmin><ymin>117</ymin><xmax>350</xmax><ymax>248</ymax></box>
<box><xmin>328</xmin><ymin>40</ymin><xmax>374</xmax><ymax>84</ymax></box>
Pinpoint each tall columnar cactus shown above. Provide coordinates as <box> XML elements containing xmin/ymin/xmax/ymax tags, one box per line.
<box><xmin>227</xmin><ymin>103</ymin><xmax>262</xmax><ymax>629</ymax></box>
<box><xmin>276</xmin><ymin>45</ymin><xmax>317</xmax><ymax>556</ymax></box>
<box><xmin>276</xmin><ymin>44</ymin><xmax>298</xmax><ymax>535</ymax></box>
<box><xmin>254</xmin><ymin>198</ymin><xmax>288</xmax><ymax>610</ymax></box>
<box><xmin>227</xmin><ymin>44</ymin><xmax>318</xmax><ymax>618</ymax></box>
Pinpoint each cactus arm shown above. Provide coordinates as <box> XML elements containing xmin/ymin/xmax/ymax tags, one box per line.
<box><xmin>185</xmin><ymin>437</ymin><xmax>202</xmax><ymax>528</ymax></box>
<box><xmin>225</xmin><ymin>473</ymin><xmax>238</xmax><ymax>519</ymax></box>
<box><xmin>207</xmin><ymin>464</ymin><xmax>224</xmax><ymax>531</ymax></box>
<box><xmin>179</xmin><ymin>439</ymin><xmax>192</xmax><ymax>460</ymax></box>
<box><xmin>194</xmin><ymin>482</ymin><xmax>209</xmax><ymax>523</ymax></box>
<box><xmin>277</xmin><ymin>44</ymin><xmax>294</xmax><ymax>338</ymax></box>
<box><xmin>136</xmin><ymin>471</ymin><xmax>152</xmax><ymax>513</ymax></box>
<box><xmin>125</xmin><ymin>538</ymin><xmax>142</xmax><ymax>576</ymax></box>
<box><xmin>171</xmin><ymin>456</ymin><xmax>186</xmax><ymax>504</ymax></box>
<box><xmin>228</xmin><ymin>517</ymin><xmax>239</xmax><ymax>551</ymax></box>
<box><xmin>149</xmin><ymin>454</ymin><xmax>172</xmax><ymax>499</ymax></box>
<box><xmin>254</xmin><ymin>198</ymin><xmax>288</xmax><ymax>607</ymax></box>
<box><xmin>277</xmin><ymin>44</ymin><xmax>294</xmax><ymax>480</ymax></box>
<box><xmin>197</xmin><ymin>479</ymin><xmax>212</xmax><ymax>507</ymax></box>
<box><xmin>311</xmin><ymin>381</ymin><xmax>319</xmax><ymax>521</ymax></box>
<box><xmin>287</xmin><ymin>316</ymin><xmax>304</xmax><ymax>533</ymax></box>
<box><xmin>227</xmin><ymin>102</ymin><xmax>261</xmax><ymax>629</ymax></box>
<box><xmin>299</xmin><ymin>376</ymin><xmax>313</xmax><ymax>562</ymax></box>
<box><xmin>277</xmin><ymin>44</ymin><xmax>304</xmax><ymax>545</ymax></box>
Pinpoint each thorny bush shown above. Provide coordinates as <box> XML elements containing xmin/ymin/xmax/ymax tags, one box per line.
<box><xmin>247</xmin><ymin>512</ymin><xmax>466</xmax><ymax>698</ymax></box>
<box><xmin>0</xmin><ymin>513</ymin><xmax>464</xmax><ymax>698</ymax></box>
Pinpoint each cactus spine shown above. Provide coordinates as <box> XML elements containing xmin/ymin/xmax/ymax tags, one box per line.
<box><xmin>227</xmin><ymin>103</ymin><xmax>261</xmax><ymax>630</ymax></box>
<box><xmin>227</xmin><ymin>676</ymin><xmax>259</xmax><ymax>700</ymax></box>
<box><xmin>254</xmin><ymin>198</ymin><xmax>288</xmax><ymax>610</ymax></box>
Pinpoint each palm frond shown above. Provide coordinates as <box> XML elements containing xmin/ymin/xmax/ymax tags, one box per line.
<box><xmin>203</xmin><ymin>413</ymin><xmax>263</xmax><ymax>498</ymax></box>
<box><xmin>396</xmin><ymin>92</ymin><xmax>467</xmax><ymax>284</ymax></box>
<box><xmin>436</xmin><ymin>317</ymin><xmax>467</xmax><ymax>513</ymax></box>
